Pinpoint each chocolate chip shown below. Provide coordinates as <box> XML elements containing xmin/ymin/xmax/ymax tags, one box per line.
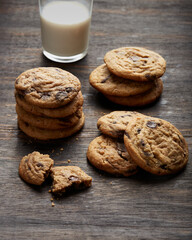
<box><xmin>143</xmin><ymin>151</ymin><xmax>151</xmax><ymax>157</ymax></box>
<box><xmin>160</xmin><ymin>164</ymin><xmax>167</xmax><ymax>170</ymax></box>
<box><xmin>68</xmin><ymin>176</ymin><xmax>79</xmax><ymax>182</ymax></box>
<box><xmin>145</xmin><ymin>74</ymin><xmax>151</xmax><ymax>80</ymax></box>
<box><xmin>112</xmin><ymin>121</ymin><xmax>117</xmax><ymax>124</ymax></box>
<box><xmin>55</xmin><ymin>91</ymin><xmax>68</xmax><ymax>101</ymax></box>
<box><xmin>124</xmin><ymin>131</ymin><xmax>130</xmax><ymax>139</ymax></box>
<box><xmin>41</xmin><ymin>92</ymin><xmax>51</xmax><ymax>100</ymax></box>
<box><xmin>140</xmin><ymin>139</ymin><xmax>145</xmax><ymax>147</ymax></box>
<box><xmin>146</xmin><ymin>121</ymin><xmax>157</xmax><ymax>129</ymax></box>
<box><xmin>101</xmin><ymin>74</ymin><xmax>111</xmax><ymax>83</ymax></box>
<box><xmin>36</xmin><ymin>163</ymin><xmax>44</xmax><ymax>167</ymax></box>
<box><xmin>120</xmin><ymin>114</ymin><xmax>131</xmax><ymax>118</ymax></box>
<box><xmin>65</xmin><ymin>87</ymin><xmax>75</xmax><ymax>93</ymax></box>
<box><xmin>55</xmin><ymin>68</ymin><xmax>61</xmax><ymax>72</ymax></box>
<box><xmin>137</xmin><ymin>128</ymin><xmax>141</xmax><ymax>134</ymax></box>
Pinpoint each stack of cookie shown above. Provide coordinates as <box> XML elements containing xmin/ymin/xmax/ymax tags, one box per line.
<box><xmin>87</xmin><ymin>111</ymin><xmax>189</xmax><ymax>176</ymax></box>
<box><xmin>15</xmin><ymin>67</ymin><xmax>85</xmax><ymax>140</ymax></box>
<box><xmin>87</xmin><ymin>111</ymin><xmax>140</xmax><ymax>176</ymax></box>
<box><xmin>89</xmin><ymin>47</ymin><xmax>166</xmax><ymax>107</ymax></box>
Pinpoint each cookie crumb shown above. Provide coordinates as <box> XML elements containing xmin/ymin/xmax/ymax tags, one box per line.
<box><xmin>51</xmin><ymin>149</ymin><xmax>55</xmax><ymax>153</ymax></box>
<box><xmin>60</xmin><ymin>148</ymin><xmax>64</xmax><ymax>151</ymax></box>
<box><xmin>68</xmin><ymin>159</ymin><xmax>71</xmax><ymax>163</ymax></box>
<box><xmin>51</xmin><ymin>202</ymin><xmax>55</xmax><ymax>207</ymax></box>
<box><xmin>50</xmin><ymin>197</ymin><xmax>54</xmax><ymax>201</ymax></box>
<box><xmin>48</xmin><ymin>189</ymin><xmax>51</xmax><ymax>193</ymax></box>
<box><xmin>76</xmin><ymin>138</ymin><xmax>79</xmax><ymax>141</ymax></box>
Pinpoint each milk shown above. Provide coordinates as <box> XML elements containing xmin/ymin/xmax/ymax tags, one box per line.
<box><xmin>40</xmin><ymin>1</ymin><xmax>91</xmax><ymax>57</ymax></box>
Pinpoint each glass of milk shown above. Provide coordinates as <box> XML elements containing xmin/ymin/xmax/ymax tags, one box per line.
<box><xmin>39</xmin><ymin>0</ymin><xmax>93</xmax><ymax>63</ymax></box>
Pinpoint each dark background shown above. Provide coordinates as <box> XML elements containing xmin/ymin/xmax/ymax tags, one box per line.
<box><xmin>0</xmin><ymin>0</ymin><xmax>192</xmax><ymax>239</ymax></box>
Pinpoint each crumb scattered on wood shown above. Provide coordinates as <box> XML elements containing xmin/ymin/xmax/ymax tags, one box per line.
<box><xmin>76</xmin><ymin>138</ymin><xmax>79</xmax><ymax>141</ymax></box>
<box><xmin>51</xmin><ymin>202</ymin><xmax>55</xmax><ymax>207</ymax></box>
<box><xmin>68</xmin><ymin>159</ymin><xmax>71</xmax><ymax>163</ymax></box>
<box><xmin>60</xmin><ymin>148</ymin><xmax>64</xmax><ymax>151</ymax></box>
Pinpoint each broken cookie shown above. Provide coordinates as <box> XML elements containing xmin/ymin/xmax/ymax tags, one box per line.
<box><xmin>50</xmin><ymin>166</ymin><xmax>92</xmax><ymax>195</ymax></box>
<box><xmin>19</xmin><ymin>151</ymin><xmax>54</xmax><ymax>185</ymax></box>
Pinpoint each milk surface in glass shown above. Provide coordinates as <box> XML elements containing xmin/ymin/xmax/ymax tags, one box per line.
<box><xmin>40</xmin><ymin>1</ymin><xmax>91</xmax><ymax>57</ymax></box>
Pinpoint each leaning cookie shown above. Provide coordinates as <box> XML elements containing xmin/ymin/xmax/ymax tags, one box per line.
<box><xmin>104</xmin><ymin>78</ymin><xmax>163</xmax><ymax>107</ymax></box>
<box><xmin>89</xmin><ymin>64</ymin><xmax>154</xmax><ymax>97</ymax></box>
<box><xmin>124</xmin><ymin>116</ymin><xmax>189</xmax><ymax>175</ymax></box>
<box><xmin>104</xmin><ymin>47</ymin><xmax>166</xmax><ymax>81</ymax></box>
<box><xmin>19</xmin><ymin>151</ymin><xmax>54</xmax><ymax>185</ymax></box>
<box><xmin>97</xmin><ymin>111</ymin><xmax>144</xmax><ymax>139</ymax></box>
<box><xmin>15</xmin><ymin>67</ymin><xmax>81</xmax><ymax>108</ymax></box>
<box><xmin>50</xmin><ymin>166</ymin><xmax>92</xmax><ymax>195</ymax></box>
<box><xmin>87</xmin><ymin>135</ymin><xmax>138</xmax><ymax>176</ymax></box>
<box><xmin>18</xmin><ymin>113</ymin><xmax>85</xmax><ymax>140</ymax></box>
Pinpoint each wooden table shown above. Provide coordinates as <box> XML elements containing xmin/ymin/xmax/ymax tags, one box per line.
<box><xmin>0</xmin><ymin>0</ymin><xmax>192</xmax><ymax>239</ymax></box>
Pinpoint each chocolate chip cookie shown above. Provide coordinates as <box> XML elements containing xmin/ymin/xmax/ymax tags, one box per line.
<box><xmin>97</xmin><ymin>111</ymin><xmax>143</xmax><ymax>139</ymax></box>
<box><xmin>15</xmin><ymin>91</ymin><xmax>84</xmax><ymax>118</ymax></box>
<box><xmin>15</xmin><ymin>67</ymin><xmax>81</xmax><ymax>108</ymax></box>
<box><xmin>87</xmin><ymin>135</ymin><xmax>138</xmax><ymax>176</ymax></box>
<box><xmin>104</xmin><ymin>47</ymin><xmax>166</xmax><ymax>81</ymax></box>
<box><xmin>104</xmin><ymin>78</ymin><xmax>163</xmax><ymax>106</ymax></box>
<box><xmin>18</xmin><ymin>113</ymin><xmax>85</xmax><ymax>140</ymax></box>
<box><xmin>16</xmin><ymin>103</ymin><xmax>83</xmax><ymax>129</ymax></box>
<box><xmin>124</xmin><ymin>116</ymin><xmax>189</xmax><ymax>175</ymax></box>
<box><xmin>50</xmin><ymin>166</ymin><xmax>92</xmax><ymax>195</ymax></box>
<box><xmin>89</xmin><ymin>64</ymin><xmax>154</xmax><ymax>96</ymax></box>
<box><xmin>19</xmin><ymin>151</ymin><xmax>54</xmax><ymax>185</ymax></box>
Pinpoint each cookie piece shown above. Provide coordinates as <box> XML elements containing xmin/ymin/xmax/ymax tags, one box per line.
<box><xmin>97</xmin><ymin>111</ymin><xmax>143</xmax><ymax>139</ymax></box>
<box><xmin>104</xmin><ymin>78</ymin><xmax>163</xmax><ymax>106</ymax></box>
<box><xmin>89</xmin><ymin>64</ymin><xmax>155</xmax><ymax>96</ymax></box>
<box><xmin>51</xmin><ymin>166</ymin><xmax>92</xmax><ymax>195</ymax></box>
<box><xmin>124</xmin><ymin>116</ymin><xmax>189</xmax><ymax>175</ymax></box>
<box><xmin>87</xmin><ymin>135</ymin><xmax>138</xmax><ymax>176</ymax></box>
<box><xmin>18</xmin><ymin>113</ymin><xmax>85</xmax><ymax>140</ymax></box>
<box><xmin>16</xmin><ymin>103</ymin><xmax>83</xmax><ymax>130</ymax></box>
<box><xmin>104</xmin><ymin>47</ymin><xmax>166</xmax><ymax>81</ymax></box>
<box><xmin>15</xmin><ymin>67</ymin><xmax>81</xmax><ymax>108</ymax></box>
<box><xmin>15</xmin><ymin>91</ymin><xmax>84</xmax><ymax>118</ymax></box>
<box><xmin>19</xmin><ymin>151</ymin><xmax>54</xmax><ymax>185</ymax></box>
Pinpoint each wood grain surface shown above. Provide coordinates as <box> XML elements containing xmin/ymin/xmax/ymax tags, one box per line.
<box><xmin>0</xmin><ymin>0</ymin><xmax>192</xmax><ymax>239</ymax></box>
